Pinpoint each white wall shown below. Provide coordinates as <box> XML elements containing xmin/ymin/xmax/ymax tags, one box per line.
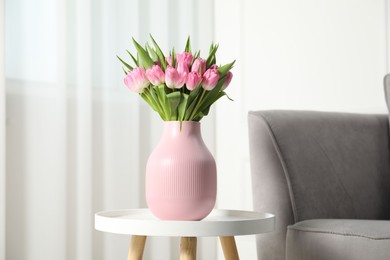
<box><xmin>215</xmin><ymin>0</ymin><xmax>388</xmax><ymax>259</ymax></box>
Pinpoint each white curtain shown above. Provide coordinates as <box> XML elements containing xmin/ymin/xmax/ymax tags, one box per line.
<box><xmin>4</xmin><ymin>0</ymin><xmax>216</xmax><ymax>259</ymax></box>
<box><xmin>0</xmin><ymin>0</ymin><xmax>5</xmax><ymax>259</ymax></box>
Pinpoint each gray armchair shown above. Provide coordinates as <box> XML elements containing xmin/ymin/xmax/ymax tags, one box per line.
<box><xmin>248</xmin><ymin>110</ymin><xmax>390</xmax><ymax>260</ymax></box>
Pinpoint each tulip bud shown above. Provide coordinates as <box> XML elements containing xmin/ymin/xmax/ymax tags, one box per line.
<box><xmin>166</xmin><ymin>56</ymin><xmax>172</xmax><ymax>66</ymax></box>
<box><xmin>186</xmin><ymin>72</ymin><xmax>202</xmax><ymax>90</ymax></box>
<box><xmin>221</xmin><ymin>71</ymin><xmax>233</xmax><ymax>90</ymax></box>
<box><xmin>176</xmin><ymin>52</ymin><xmax>193</xmax><ymax>68</ymax></box>
<box><xmin>202</xmin><ymin>69</ymin><xmax>219</xmax><ymax>90</ymax></box>
<box><xmin>165</xmin><ymin>66</ymin><xmax>186</xmax><ymax>89</ymax></box>
<box><xmin>124</xmin><ymin>67</ymin><xmax>150</xmax><ymax>93</ymax></box>
<box><xmin>191</xmin><ymin>58</ymin><xmax>206</xmax><ymax>75</ymax></box>
<box><xmin>145</xmin><ymin>65</ymin><xmax>165</xmax><ymax>86</ymax></box>
<box><xmin>209</xmin><ymin>64</ymin><xmax>218</xmax><ymax>70</ymax></box>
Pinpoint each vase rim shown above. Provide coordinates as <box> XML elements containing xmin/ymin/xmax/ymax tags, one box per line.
<box><xmin>162</xmin><ymin>121</ymin><xmax>201</xmax><ymax>134</ymax></box>
<box><xmin>164</xmin><ymin>121</ymin><xmax>200</xmax><ymax>124</ymax></box>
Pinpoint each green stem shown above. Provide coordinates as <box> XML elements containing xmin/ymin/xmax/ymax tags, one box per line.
<box><xmin>140</xmin><ymin>92</ymin><xmax>163</xmax><ymax>119</ymax></box>
<box><xmin>145</xmin><ymin>87</ymin><xmax>165</xmax><ymax>119</ymax></box>
<box><xmin>189</xmin><ymin>88</ymin><xmax>207</xmax><ymax>120</ymax></box>
<box><xmin>156</xmin><ymin>84</ymin><xmax>170</xmax><ymax>120</ymax></box>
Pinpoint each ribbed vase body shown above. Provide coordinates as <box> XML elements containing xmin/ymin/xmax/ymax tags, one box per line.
<box><xmin>145</xmin><ymin>121</ymin><xmax>217</xmax><ymax>220</ymax></box>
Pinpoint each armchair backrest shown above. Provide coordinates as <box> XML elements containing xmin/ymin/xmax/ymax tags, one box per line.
<box><xmin>248</xmin><ymin>110</ymin><xmax>390</xmax><ymax>259</ymax></box>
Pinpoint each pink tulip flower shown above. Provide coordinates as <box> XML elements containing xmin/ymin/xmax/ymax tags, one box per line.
<box><xmin>165</xmin><ymin>66</ymin><xmax>186</xmax><ymax>89</ymax></box>
<box><xmin>191</xmin><ymin>58</ymin><xmax>206</xmax><ymax>75</ymax></box>
<box><xmin>145</xmin><ymin>65</ymin><xmax>165</xmax><ymax>86</ymax></box>
<box><xmin>209</xmin><ymin>64</ymin><xmax>218</xmax><ymax>70</ymax></box>
<box><xmin>124</xmin><ymin>67</ymin><xmax>150</xmax><ymax>93</ymax></box>
<box><xmin>221</xmin><ymin>71</ymin><xmax>233</xmax><ymax>90</ymax></box>
<box><xmin>176</xmin><ymin>52</ymin><xmax>193</xmax><ymax>68</ymax></box>
<box><xmin>202</xmin><ymin>69</ymin><xmax>219</xmax><ymax>90</ymax></box>
<box><xmin>177</xmin><ymin>61</ymin><xmax>189</xmax><ymax>78</ymax></box>
<box><xmin>186</xmin><ymin>72</ymin><xmax>202</xmax><ymax>90</ymax></box>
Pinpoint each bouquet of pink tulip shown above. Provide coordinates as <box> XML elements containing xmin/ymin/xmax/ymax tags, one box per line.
<box><xmin>118</xmin><ymin>35</ymin><xmax>234</xmax><ymax>122</ymax></box>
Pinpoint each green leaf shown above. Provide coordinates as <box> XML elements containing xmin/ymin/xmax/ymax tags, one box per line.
<box><xmin>224</xmin><ymin>91</ymin><xmax>234</xmax><ymax>101</ymax></box>
<box><xmin>156</xmin><ymin>85</ymin><xmax>170</xmax><ymax>119</ymax></box>
<box><xmin>184</xmin><ymin>84</ymin><xmax>203</xmax><ymax>120</ymax></box>
<box><xmin>193</xmin><ymin>50</ymin><xmax>200</xmax><ymax>60</ymax></box>
<box><xmin>127</xmin><ymin>50</ymin><xmax>139</xmax><ymax>67</ymax></box>
<box><xmin>149</xmin><ymin>34</ymin><xmax>168</xmax><ymax>70</ymax></box>
<box><xmin>184</xmin><ymin>98</ymin><xmax>197</xmax><ymax>120</ymax></box>
<box><xmin>122</xmin><ymin>67</ymin><xmax>128</xmax><ymax>75</ymax></box>
<box><xmin>206</xmin><ymin>43</ymin><xmax>219</xmax><ymax>68</ymax></box>
<box><xmin>171</xmin><ymin>48</ymin><xmax>176</xmax><ymax>68</ymax></box>
<box><xmin>189</xmin><ymin>75</ymin><xmax>229</xmax><ymax>120</ymax></box>
<box><xmin>117</xmin><ymin>55</ymin><xmax>133</xmax><ymax>71</ymax></box>
<box><xmin>143</xmin><ymin>88</ymin><xmax>165</xmax><ymax>119</ymax></box>
<box><xmin>200</xmin><ymin>106</ymin><xmax>211</xmax><ymax>117</ymax></box>
<box><xmin>178</xmin><ymin>93</ymin><xmax>189</xmax><ymax>123</ymax></box>
<box><xmin>208</xmin><ymin>43</ymin><xmax>214</xmax><ymax>54</ymax></box>
<box><xmin>184</xmin><ymin>36</ymin><xmax>192</xmax><ymax>53</ymax></box>
<box><xmin>192</xmin><ymin>115</ymin><xmax>202</xmax><ymax>121</ymax></box>
<box><xmin>167</xmin><ymin>91</ymin><xmax>181</xmax><ymax>120</ymax></box>
<box><xmin>140</xmin><ymin>92</ymin><xmax>165</xmax><ymax>120</ymax></box>
<box><xmin>140</xmin><ymin>93</ymin><xmax>154</xmax><ymax>108</ymax></box>
<box><xmin>146</xmin><ymin>43</ymin><xmax>158</xmax><ymax>61</ymax></box>
<box><xmin>194</xmin><ymin>91</ymin><xmax>226</xmax><ymax>121</ymax></box>
<box><xmin>209</xmin><ymin>56</ymin><xmax>216</xmax><ymax>67</ymax></box>
<box><xmin>218</xmin><ymin>60</ymin><xmax>235</xmax><ymax>76</ymax></box>
<box><xmin>206</xmin><ymin>91</ymin><xmax>226</xmax><ymax>108</ymax></box>
<box><xmin>196</xmin><ymin>75</ymin><xmax>227</xmax><ymax>113</ymax></box>
<box><xmin>150</xmin><ymin>88</ymin><xmax>165</xmax><ymax>116</ymax></box>
<box><xmin>195</xmin><ymin>104</ymin><xmax>214</xmax><ymax>121</ymax></box>
<box><xmin>188</xmin><ymin>88</ymin><xmax>207</xmax><ymax>120</ymax></box>
<box><xmin>132</xmin><ymin>37</ymin><xmax>154</xmax><ymax>69</ymax></box>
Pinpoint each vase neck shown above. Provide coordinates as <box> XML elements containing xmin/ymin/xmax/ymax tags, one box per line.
<box><xmin>163</xmin><ymin>121</ymin><xmax>201</xmax><ymax>138</ymax></box>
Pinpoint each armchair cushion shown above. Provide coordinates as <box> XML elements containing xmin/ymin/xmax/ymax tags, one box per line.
<box><xmin>286</xmin><ymin>219</ymin><xmax>390</xmax><ymax>260</ymax></box>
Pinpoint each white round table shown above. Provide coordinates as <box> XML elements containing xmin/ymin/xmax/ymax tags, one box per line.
<box><xmin>95</xmin><ymin>208</ymin><xmax>275</xmax><ymax>260</ymax></box>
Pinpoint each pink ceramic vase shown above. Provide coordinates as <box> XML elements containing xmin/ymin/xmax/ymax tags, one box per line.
<box><xmin>145</xmin><ymin>121</ymin><xmax>217</xmax><ymax>220</ymax></box>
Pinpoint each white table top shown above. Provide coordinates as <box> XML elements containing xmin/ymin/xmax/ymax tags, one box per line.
<box><xmin>95</xmin><ymin>208</ymin><xmax>275</xmax><ymax>237</ymax></box>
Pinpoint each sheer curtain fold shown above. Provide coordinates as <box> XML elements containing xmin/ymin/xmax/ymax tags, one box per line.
<box><xmin>75</xmin><ymin>0</ymin><xmax>93</xmax><ymax>260</ymax></box>
<box><xmin>4</xmin><ymin>0</ymin><xmax>215</xmax><ymax>259</ymax></box>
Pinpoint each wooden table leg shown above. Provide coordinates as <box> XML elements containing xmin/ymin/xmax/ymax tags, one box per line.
<box><xmin>180</xmin><ymin>237</ymin><xmax>197</xmax><ymax>260</ymax></box>
<box><xmin>127</xmin><ymin>235</ymin><xmax>147</xmax><ymax>260</ymax></box>
<box><xmin>219</xmin><ymin>236</ymin><xmax>239</xmax><ymax>260</ymax></box>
